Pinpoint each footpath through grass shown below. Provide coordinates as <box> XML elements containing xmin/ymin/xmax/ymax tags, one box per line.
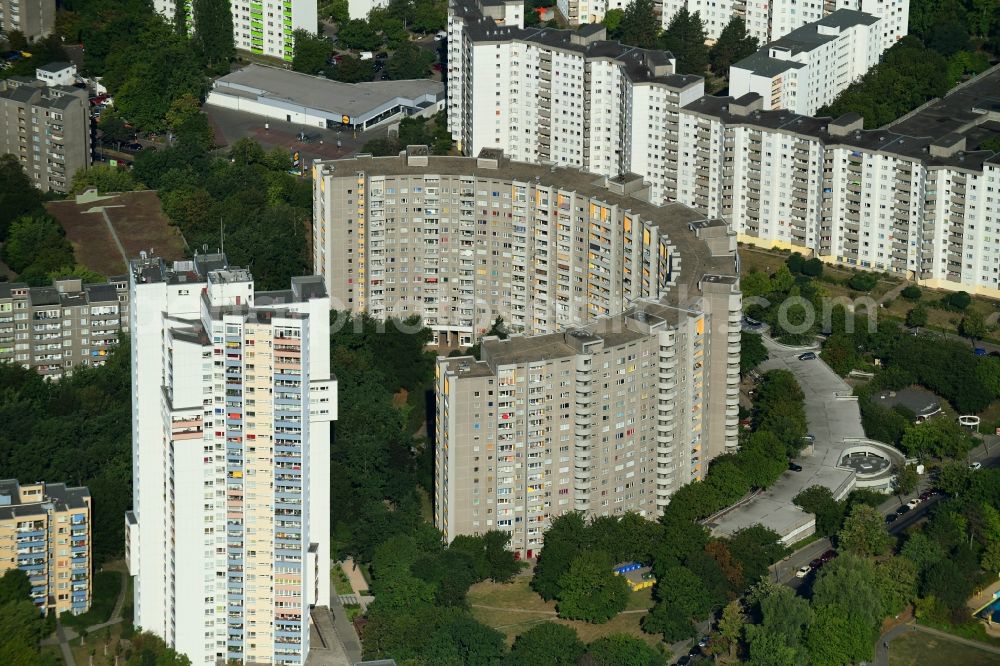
<box><xmin>889</xmin><ymin>630</ymin><xmax>998</xmax><ymax>666</ymax></box>
<box><xmin>467</xmin><ymin>573</ymin><xmax>658</xmax><ymax>646</ymax></box>
<box><xmin>60</xmin><ymin>567</ymin><xmax>123</xmax><ymax>633</ymax></box>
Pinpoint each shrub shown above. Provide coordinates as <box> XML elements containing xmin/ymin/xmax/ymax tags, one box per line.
<box><xmin>901</xmin><ymin>285</ymin><xmax>922</xmax><ymax>301</ymax></box>
<box><xmin>848</xmin><ymin>273</ymin><xmax>877</xmax><ymax>292</ymax></box>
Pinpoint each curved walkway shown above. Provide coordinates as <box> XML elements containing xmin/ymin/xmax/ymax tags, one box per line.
<box><xmin>877</xmin><ymin>622</ymin><xmax>1000</xmax><ymax>665</ymax></box>
<box><xmin>40</xmin><ymin>566</ymin><xmax>130</xmax><ymax>666</ymax></box>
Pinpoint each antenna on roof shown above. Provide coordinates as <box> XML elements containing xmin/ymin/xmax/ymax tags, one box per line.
<box><xmin>220</xmin><ymin>218</ymin><xmax>225</xmax><ymax>257</ymax></box>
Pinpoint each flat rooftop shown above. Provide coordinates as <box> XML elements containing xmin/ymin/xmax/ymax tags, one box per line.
<box><xmin>683</xmin><ymin>62</ymin><xmax>1000</xmax><ymax>170</ymax></box>
<box><xmin>211</xmin><ymin>64</ymin><xmax>444</xmax><ymax>122</ymax></box>
<box><xmin>0</xmin><ymin>479</ymin><xmax>90</xmax><ymax>521</ymax></box>
<box><xmin>873</xmin><ymin>386</ymin><xmax>941</xmax><ymax>418</ymax></box>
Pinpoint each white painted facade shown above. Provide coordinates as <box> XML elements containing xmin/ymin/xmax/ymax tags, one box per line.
<box><xmin>128</xmin><ymin>254</ymin><xmax>335</xmax><ymax>666</ymax></box>
<box><xmin>661</xmin><ymin>0</ymin><xmax>907</xmax><ymax>44</ymax></box>
<box><xmin>153</xmin><ymin>0</ymin><xmax>316</xmax><ymax>61</ymax></box>
<box><xmin>729</xmin><ymin>10</ymin><xmax>883</xmax><ymax>116</ymax></box>
<box><xmin>348</xmin><ymin>0</ymin><xmax>387</xmax><ymax>19</ymax></box>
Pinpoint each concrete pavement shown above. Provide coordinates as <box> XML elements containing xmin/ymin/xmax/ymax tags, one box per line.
<box><xmin>711</xmin><ymin>336</ymin><xmax>862</xmax><ymax>543</ymax></box>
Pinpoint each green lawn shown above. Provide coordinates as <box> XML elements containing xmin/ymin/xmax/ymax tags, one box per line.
<box><xmin>889</xmin><ymin>630</ymin><xmax>999</xmax><ymax>666</ymax></box>
<box><xmin>467</xmin><ymin>574</ymin><xmax>659</xmax><ymax>647</ymax></box>
<box><xmin>332</xmin><ymin>564</ymin><xmax>354</xmax><ymax>595</ymax></box>
<box><xmin>60</xmin><ymin>567</ymin><xmax>123</xmax><ymax>632</ymax></box>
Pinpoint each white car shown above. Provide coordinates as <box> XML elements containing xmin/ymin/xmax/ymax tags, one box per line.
<box><xmin>795</xmin><ymin>565</ymin><xmax>811</xmax><ymax>578</ymax></box>
<box><xmin>969</xmin><ymin>462</ymin><xmax>982</xmax><ymax>471</ymax></box>
<box><xmin>906</xmin><ymin>498</ymin><xmax>920</xmax><ymax>509</ymax></box>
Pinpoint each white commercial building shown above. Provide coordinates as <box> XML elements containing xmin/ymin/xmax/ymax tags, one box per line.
<box><xmin>126</xmin><ymin>253</ymin><xmax>336</xmax><ymax>666</ymax></box>
<box><xmin>659</xmin><ymin>0</ymin><xmax>907</xmax><ymax>44</ymax></box>
<box><xmin>154</xmin><ymin>0</ymin><xmax>316</xmax><ymax>62</ymax></box>
<box><xmin>729</xmin><ymin>10</ymin><xmax>883</xmax><ymax>116</ymax></box>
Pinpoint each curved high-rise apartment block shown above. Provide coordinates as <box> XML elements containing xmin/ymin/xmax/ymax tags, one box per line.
<box><xmin>312</xmin><ymin>147</ymin><xmax>742</xmax><ymax>555</ymax></box>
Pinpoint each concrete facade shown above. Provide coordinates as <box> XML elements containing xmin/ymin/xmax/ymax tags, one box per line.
<box><xmin>0</xmin><ymin>78</ymin><xmax>91</xmax><ymax>193</ymax></box>
<box><xmin>127</xmin><ymin>253</ymin><xmax>336</xmax><ymax>666</ymax></box>
<box><xmin>0</xmin><ymin>277</ymin><xmax>129</xmax><ymax>378</ymax></box>
<box><xmin>0</xmin><ymin>0</ymin><xmax>55</xmax><ymax>41</ymax></box>
<box><xmin>313</xmin><ymin>148</ymin><xmax>742</xmax><ymax>557</ymax></box>
<box><xmin>0</xmin><ymin>479</ymin><xmax>91</xmax><ymax>616</ymax></box>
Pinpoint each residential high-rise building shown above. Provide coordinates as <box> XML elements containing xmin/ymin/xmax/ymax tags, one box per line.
<box><xmin>153</xmin><ymin>0</ymin><xmax>316</xmax><ymax>62</ymax></box>
<box><xmin>125</xmin><ymin>253</ymin><xmax>336</xmax><ymax>666</ymax></box>
<box><xmin>675</xmin><ymin>64</ymin><xmax>1000</xmax><ymax>298</ymax></box>
<box><xmin>0</xmin><ymin>276</ymin><xmax>130</xmax><ymax>378</ymax></box>
<box><xmin>0</xmin><ymin>0</ymin><xmax>56</xmax><ymax>41</ymax></box>
<box><xmin>659</xmin><ymin>0</ymin><xmax>907</xmax><ymax>44</ymax></box>
<box><xmin>0</xmin><ymin>479</ymin><xmax>91</xmax><ymax>616</ymax></box>
<box><xmin>729</xmin><ymin>10</ymin><xmax>884</xmax><ymax>115</ymax></box>
<box><xmin>447</xmin><ymin>0</ymin><xmax>703</xmax><ymax>204</ymax></box>
<box><xmin>0</xmin><ymin>78</ymin><xmax>91</xmax><ymax>193</ymax></box>
<box><xmin>445</xmin><ymin>0</ymin><xmax>1000</xmax><ymax>296</ymax></box>
<box><xmin>312</xmin><ymin>148</ymin><xmax>742</xmax><ymax>556</ymax></box>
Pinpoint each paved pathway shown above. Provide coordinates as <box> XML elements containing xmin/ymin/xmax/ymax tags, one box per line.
<box><xmin>40</xmin><ymin>566</ymin><xmax>129</xmax><ymax>660</ymax></box>
<box><xmin>876</xmin><ymin>621</ymin><xmax>1000</xmax><ymax>665</ymax></box>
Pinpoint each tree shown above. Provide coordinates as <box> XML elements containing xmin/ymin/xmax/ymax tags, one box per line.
<box><xmin>619</xmin><ymin>0</ymin><xmax>659</xmax><ymax>48</ymax></box>
<box><xmin>410</xmin><ymin>0</ymin><xmax>447</xmax><ymax>32</ymax></box>
<box><xmin>936</xmin><ymin>459</ymin><xmax>972</xmax><ymax>496</ymax></box>
<box><xmin>556</xmin><ymin>551</ymin><xmax>630</xmax><ymax>623</ymax></box>
<box><xmin>876</xmin><ymin>556</ymin><xmax>918</xmax><ymax>616</ymax></box>
<box><xmin>661</xmin><ymin>8</ymin><xmax>708</xmax><ymax>74</ymax></box>
<box><xmin>532</xmin><ymin>512</ymin><xmax>588</xmax><ymax>600</ymax></box>
<box><xmin>906</xmin><ymin>304</ymin><xmax>929</xmax><ymax>327</ymax></box>
<box><xmin>793</xmin><ymin>485</ymin><xmax>845</xmax><ymax>537</ymax></box>
<box><xmin>895</xmin><ymin>464</ymin><xmax>919</xmax><ymax>502</ymax></box>
<box><xmin>292</xmin><ymin>30</ymin><xmax>333</xmax><ymax>75</ymax></box>
<box><xmin>386</xmin><ymin>41</ymin><xmax>435</xmax><ymax>79</ymax></box>
<box><xmin>945</xmin><ymin>290</ymin><xmax>971</xmax><ymax>310</ymax></box>
<box><xmin>820</xmin><ymin>333</ymin><xmax>858</xmax><ymax>376</ymax></box>
<box><xmin>901</xmin><ymin>417</ymin><xmax>974</xmax><ymax>460</ymax></box>
<box><xmin>837</xmin><ymin>503</ymin><xmax>891</xmax><ymax>556</ymax></box>
<box><xmin>192</xmin><ymin>0</ymin><xmax>234</xmax><ymax>72</ymax></box>
<box><xmin>507</xmin><ymin>623</ymin><xmax>585</xmax><ymax>665</ymax></box>
<box><xmin>324</xmin><ymin>0</ymin><xmax>350</xmax><ymax>23</ymax></box>
<box><xmin>740</xmin><ymin>331</ymin><xmax>768</xmax><ymax>374</ymax></box>
<box><xmin>901</xmin><ymin>285</ymin><xmax>922</xmax><ymax>301</ymax></box>
<box><xmin>71</xmin><ymin>165</ymin><xmax>141</xmax><ymax>194</ymax></box>
<box><xmin>900</xmin><ymin>531</ymin><xmax>944</xmax><ymax>573</ymax></box>
<box><xmin>338</xmin><ymin>19</ymin><xmax>380</xmax><ymax>50</ymax></box>
<box><xmin>848</xmin><ymin>272</ymin><xmax>878</xmax><ymax>292</ymax></box>
<box><xmin>709</xmin><ymin>17</ymin><xmax>758</xmax><ymax>73</ymax></box>
<box><xmin>0</xmin><ymin>154</ymin><xmax>45</xmax><ymax>240</ymax></box>
<box><xmin>0</xmin><ymin>570</ymin><xmax>31</xmax><ymax>606</ymax></box>
<box><xmin>585</xmin><ymin>634</ymin><xmax>665</xmax><ymax>666</ymax></box>
<box><xmin>2</xmin><ymin>214</ymin><xmax>75</xmax><ymax>280</ymax></box>
<box><xmin>716</xmin><ymin>599</ymin><xmax>746</xmax><ymax>663</ymax></box>
<box><xmin>327</xmin><ymin>55</ymin><xmax>373</xmax><ymax>83</ymax></box>
<box><xmin>959</xmin><ymin>310</ymin><xmax>987</xmax><ymax>341</ymax></box>
<box><xmin>602</xmin><ymin>9</ymin><xmax>625</xmax><ymax>37</ymax></box>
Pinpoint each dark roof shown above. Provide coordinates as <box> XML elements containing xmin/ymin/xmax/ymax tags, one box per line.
<box><xmin>681</xmin><ymin>63</ymin><xmax>1000</xmax><ymax>171</ymax></box>
<box><xmin>37</xmin><ymin>61</ymin><xmax>74</xmax><ymax>73</ymax></box>
<box><xmin>0</xmin><ymin>479</ymin><xmax>91</xmax><ymax>521</ymax></box>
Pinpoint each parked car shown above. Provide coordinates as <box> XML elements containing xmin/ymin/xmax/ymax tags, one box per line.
<box><xmin>906</xmin><ymin>498</ymin><xmax>921</xmax><ymax>509</ymax></box>
<box><xmin>675</xmin><ymin>656</ymin><xmax>691</xmax><ymax>666</ymax></box>
<box><xmin>697</xmin><ymin>636</ymin><xmax>709</xmax><ymax>648</ymax></box>
<box><xmin>798</xmin><ymin>352</ymin><xmax>817</xmax><ymax>361</ymax></box>
<box><xmin>795</xmin><ymin>565</ymin><xmax>811</xmax><ymax>578</ymax></box>
<box><xmin>885</xmin><ymin>513</ymin><xmax>898</xmax><ymax>524</ymax></box>
<box><xmin>789</xmin><ymin>462</ymin><xmax>803</xmax><ymax>472</ymax></box>
<box><xmin>970</xmin><ymin>462</ymin><xmax>982</xmax><ymax>470</ymax></box>
<box><xmin>809</xmin><ymin>558</ymin><xmax>823</xmax><ymax>569</ymax></box>
<box><xmin>974</xmin><ymin>348</ymin><xmax>987</xmax><ymax>356</ymax></box>
<box><xmin>919</xmin><ymin>491</ymin><xmax>932</xmax><ymax>501</ymax></box>
<box><xmin>122</xmin><ymin>142</ymin><xmax>143</xmax><ymax>152</ymax></box>
<box><xmin>820</xmin><ymin>550</ymin><xmax>837</xmax><ymax>563</ymax></box>
<box><xmin>802</xmin><ymin>434</ymin><xmax>816</xmax><ymax>444</ymax></box>
<box><xmin>896</xmin><ymin>505</ymin><xmax>911</xmax><ymax>515</ymax></box>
